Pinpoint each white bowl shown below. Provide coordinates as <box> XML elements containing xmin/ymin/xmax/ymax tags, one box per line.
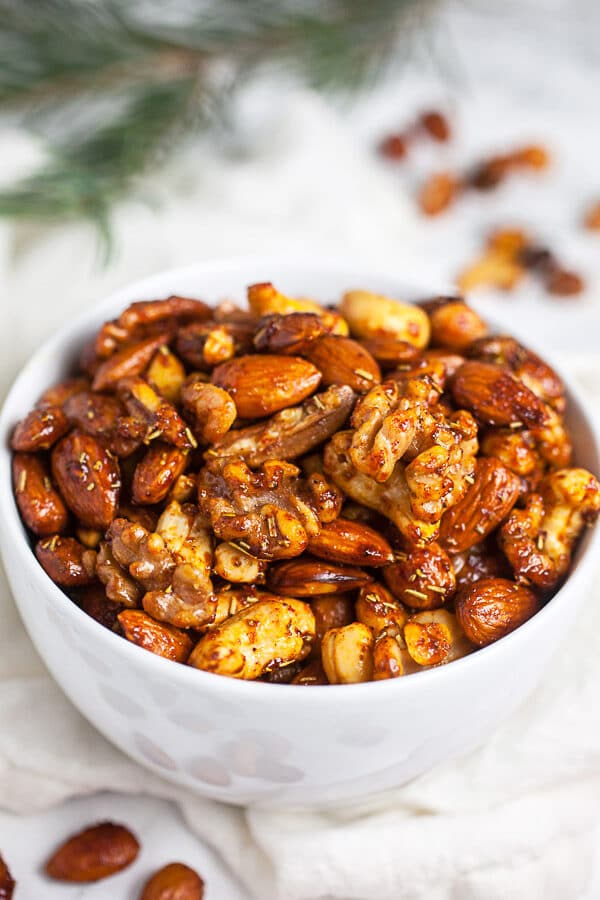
<box><xmin>1</xmin><ymin>257</ymin><xmax>599</xmax><ymax>810</ymax></box>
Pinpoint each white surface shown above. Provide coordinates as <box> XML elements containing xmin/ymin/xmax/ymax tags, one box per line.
<box><xmin>2</xmin><ymin>1</ymin><xmax>600</xmax><ymax>897</ymax></box>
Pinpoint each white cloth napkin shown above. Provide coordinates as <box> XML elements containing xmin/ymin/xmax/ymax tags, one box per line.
<box><xmin>2</xmin><ymin>25</ymin><xmax>600</xmax><ymax>895</ymax></box>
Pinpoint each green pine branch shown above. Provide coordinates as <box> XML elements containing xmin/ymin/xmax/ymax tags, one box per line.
<box><xmin>0</xmin><ymin>0</ymin><xmax>438</xmax><ymax>236</ymax></box>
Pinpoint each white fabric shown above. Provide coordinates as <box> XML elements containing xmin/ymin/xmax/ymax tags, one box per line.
<box><xmin>2</xmin><ymin>4</ymin><xmax>600</xmax><ymax>895</ymax></box>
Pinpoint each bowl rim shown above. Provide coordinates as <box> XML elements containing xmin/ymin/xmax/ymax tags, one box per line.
<box><xmin>1</xmin><ymin>253</ymin><xmax>599</xmax><ymax>704</ymax></box>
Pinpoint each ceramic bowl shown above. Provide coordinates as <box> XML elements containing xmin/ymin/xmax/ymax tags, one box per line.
<box><xmin>1</xmin><ymin>257</ymin><xmax>598</xmax><ymax>810</ymax></box>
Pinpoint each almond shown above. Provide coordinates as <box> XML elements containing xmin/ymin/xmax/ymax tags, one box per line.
<box><xmin>455</xmin><ymin>577</ymin><xmax>539</xmax><ymax>646</ymax></box>
<box><xmin>36</xmin><ymin>376</ymin><xmax>90</xmax><ymax>409</ymax></box>
<box><xmin>307</xmin><ymin>518</ymin><xmax>393</xmax><ymax>566</ymax></box>
<box><xmin>451</xmin><ymin>361</ymin><xmax>549</xmax><ymax>427</ymax></box>
<box><xmin>360</xmin><ymin>335</ymin><xmax>419</xmax><ymax>368</ymax></box>
<box><xmin>63</xmin><ymin>390</ymin><xmax>122</xmax><ymax>436</ymax></box>
<box><xmin>268</xmin><ymin>556</ymin><xmax>373</xmax><ymax>597</ymax></box>
<box><xmin>132</xmin><ymin>443</ymin><xmax>188</xmax><ymax>505</ymax></box>
<box><xmin>51</xmin><ymin>431</ymin><xmax>121</xmax><ymax>529</ymax></box>
<box><xmin>36</xmin><ymin>535</ymin><xmax>97</xmax><ymax>587</ymax></box>
<box><xmin>311</xmin><ymin>594</ymin><xmax>356</xmax><ymax>646</ymax></box>
<box><xmin>140</xmin><ymin>862</ymin><xmax>205</xmax><ymax>900</ymax></box>
<box><xmin>45</xmin><ymin>822</ymin><xmax>140</xmax><ymax>882</ymax></box>
<box><xmin>438</xmin><ymin>457</ymin><xmax>521</xmax><ymax>553</ymax></box>
<box><xmin>74</xmin><ymin>584</ymin><xmax>122</xmax><ymax>631</ymax></box>
<box><xmin>211</xmin><ymin>354</ymin><xmax>321</xmax><ymax>418</ymax></box>
<box><xmin>11</xmin><ymin>405</ymin><xmax>70</xmax><ymax>451</ymax></box>
<box><xmin>383</xmin><ymin>542</ymin><xmax>456</xmax><ymax>609</ymax></box>
<box><xmin>0</xmin><ymin>853</ymin><xmax>15</xmax><ymax>899</ymax></box>
<box><xmin>13</xmin><ymin>453</ymin><xmax>69</xmax><ymax>536</ymax></box>
<box><xmin>92</xmin><ymin>334</ymin><xmax>169</xmax><ymax>392</ymax></box>
<box><xmin>117</xmin><ymin>296</ymin><xmax>211</xmax><ymax>332</ymax></box>
<box><xmin>253</xmin><ymin>312</ymin><xmax>328</xmax><ymax>354</ymax></box>
<box><xmin>304</xmin><ymin>335</ymin><xmax>381</xmax><ymax>393</ymax></box>
<box><xmin>118</xmin><ymin>609</ymin><xmax>193</xmax><ymax>662</ymax></box>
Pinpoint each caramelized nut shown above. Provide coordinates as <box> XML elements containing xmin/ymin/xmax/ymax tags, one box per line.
<box><xmin>212</xmin><ymin>354</ymin><xmax>321</xmax><ymax>419</ymax></box>
<box><xmin>383</xmin><ymin>542</ymin><xmax>456</xmax><ymax>609</ymax></box>
<box><xmin>268</xmin><ymin>557</ymin><xmax>372</xmax><ymax>597</ymax></box>
<box><xmin>356</xmin><ymin>582</ymin><xmax>408</xmax><ymax>632</ymax></box>
<box><xmin>132</xmin><ymin>443</ymin><xmax>188</xmax><ymax>505</ymax></box>
<box><xmin>13</xmin><ymin>452</ymin><xmax>69</xmax><ymax>536</ymax></box>
<box><xmin>451</xmin><ymin>361</ymin><xmax>549</xmax><ymax>427</ymax></box>
<box><xmin>305</xmin><ymin>335</ymin><xmax>381</xmax><ymax>394</ymax></box>
<box><xmin>455</xmin><ymin>577</ymin><xmax>539</xmax><ymax>646</ymax></box>
<box><xmin>51</xmin><ymin>431</ymin><xmax>120</xmax><ymax>529</ymax></box>
<box><xmin>36</xmin><ymin>535</ymin><xmax>96</xmax><ymax>587</ymax></box>
<box><xmin>321</xmin><ymin>622</ymin><xmax>374</xmax><ymax>684</ymax></box>
<box><xmin>189</xmin><ymin>597</ymin><xmax>315</xmax><ymax>679</ymax></box>
<box><xmin>307</xmin><ymin>517</ymin><xmax>393</xmax><ymax>566</ymax></box>
<box><xmin>118</xmin><ymin>610</ymin><xmax>193</xmax><ymax>662</ymax></box>
<box><xmin>340</xmin><ymin>291</ymin><xmax>430</xmax><ymax>348</ymax></box>
<box><xmin>11</xmin><ymin>405</ymin><xmax>70</xmax><ymax>452</ymax></box>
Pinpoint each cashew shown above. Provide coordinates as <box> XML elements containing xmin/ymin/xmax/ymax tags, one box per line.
<box><xmin>340</xmin><ymin>290</ymin><xmax>430</xmax><ymax>348</ymax></box>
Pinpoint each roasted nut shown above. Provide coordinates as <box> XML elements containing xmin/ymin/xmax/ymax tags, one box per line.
<box><xmin>167</xmin><ymin>473</ymin><xmax>197</xmax><ymax>504</ymax></box>
<box><xmin>468</xmin><ymin>336</ymin><xmax>565</xmax><ymax>413</ymax></box>
<box><xmin>132</xmin><ymin>443</ymin><xmax>188</xmax><ymax>505</ymax></box>
<box><xmin>175</xmin><ymin>320</ymin><xmax>253</xmax><ymax>369</ymax></box>
<box><xmin>0</xmin><ymin>854</ymin><xmax>15</xmax><ymax>899</ymax></box>
<box><xmin>37</xmin><ymin>376</ymin><xmax>90</xmax><ymax>409</ymax></box>
<box><xmin>36</xmin><ymin>535</ymin><xmax>96</xmax><ymax>587</ymax></box>
<box><xmin>140</xmin><ymin>862</ymin><xmax>205</xmax><ymax>900</ymax></box>
<box><xmin>45</xmin><ymin>822</ymin><xmax>140</xmax><ymax>882</ymax></box>
<box><xmin>213</xmin><ymin>541</ymin><xmax>267</xmax><ymax>584</ymax></box>
<box><xmin>211</xmin><ymin>354</ymin><xmax>321</xmax><ymax>419</ymax></box>
<box><xmin>209</xmin><ymin>586</ymin><xmax>268</xmax><ymax>629</ymax></box>
<box><xmin>455</xmin><ymin>577</ymin><xmax>540</xmax><ymax>646</ymax></box>
<box><xmin>96</xmin><ymin>541</ymin><xmax>142</xmax><ymax>606</ymax></box>
<box><xmin>420</xmin><ymin>297</ymin><xmax>488</xmax><ymax>351</ymax></box>
<box><xmin>533</xmin><ymin>404</ymin><xmax>573</xmax><ymax>469</ymax></box>
<box><xmin>146</xmin><ymin>346</ymin><xmax>186</xmax><ymax>404</ymax></box>
<box><xmin>304</xmin><ymin>334</ymin><xmax>381</xmax><ymax>393</ymax></box>
<box><xmin>311</xmin><ymin>594</ymin><xmax>355</xmax><ymax>646</ymax></box>
<box><xmin>404</xmin><ymin>609</ymin><xmax>471</xmax><ymax>665</ymax></box>
<box><xmin>51</xmin><ymin>430</ymin><xmax>120</xmax><ymax>529</ymax></box>
<box><xmin>188</xmin><ymin>597</ymin><xmax>315</xmax><ymax>679</ymax></box>
<box><xmin>419</xmin><ymin>110</ymin><xmax>451</xmax><ymax>142</ymax></box>
<box><xmin>372</xmin><ymin>631</ymin><xmax>412</xmax><ymax>679</ymax></box>
<box><xmin>452</xmin><ymin>540</ymin><xmax>511</xmax><ymax>591</ymax></box>
<box><xmin>247</xmin><ymin>282</ymin><xmax>348</xmax><ymax>335</ymax></box>
<box><xmin>268</xmin><ymin>557</ymin><xmax>372</xmax><ymax>597</ymax></box>
<box><xmin>292</xmin><ymin>657</ymin><xmax>329</xmax><ymax>685</ymax></box>
<box><xmin>451</xmin><ymin>361</ymin><xmax>549</xmax><ymax>427</ymax></box>
<box><xmin>211</xmin><ymin>384</ymin><xmax>354</xmax><ymax>466</ymax></box>
<box><xmin>383</xmin><ymin>542</ymin><xmax>455</xmax><ymax>609</ymax></box>
<box><xmin>11</xmin><ymin>405</ymin><xmax>70</xmax><ymax>452</ymax></box>
<box><xmin>418</xmin><ymin>172</ymin><xmax>460</xmax><ymax>215</ymax></box>
<box><xmin>117</xmin><ymin>376</ymin><xmax>194</xmax><ymax>449</ymax></box>
<box><xmin>321</xmin><ymin>622</ymin><xmax>374</xmax><ymax>684</ymax></box>
<box><xmin>13</xmin><ymin>452</ymin><xmax>69</xmax><ymax>536</ymax></box>
<box><xmin>307</xmin><ymin>517</ymin><xmax>393</xmax><ymax>566</ymax></box>
<box><xmin>118</xmin><ymin>610</ymin><xmax>193</xmax><ymax>662</ymax></box>
<box><xmin>181</xmin><ymin>379</ymin><xmax>237</xmax><ymax>445</ymax></box>
<box><xmin>92</xmin><ymin>334</ymin><xmax>169</xmax><ymax>392</ymax></box>
<box><xmin>118</xmin><ymin>296</ymin><xmax>211</xmax><ymax>333</ymax></box>
<box><xmin>360</xmin><ymin>335</ymin><xmax>419</xmax><ymax>368</ymax></box>
<box><xmin>340</xmin><ymin>290</ymin><xmax>430</xmax><ymax>348</ymax></box>
<box><xmin>499</xmin><ymin>468</ymin><xmax>600</xmax><ymax>588</ymax></box>
<box><xmin>583</xmin><ymin>200</ymin><xmax>600</xmax><ymax>231</ymax></box>
<box><xmin>253</xmin><ymin>312</ymin><xmax>328</xmax><ymax>354</ymax></box>
<box><xmin>142</xmin><ymin>501</ymin><xmax>217</xmax><ymax>628</ymax></box>
<box><xmin>107</xmin><ymin>518</ymin><xmax>175</xmax><ymax>590</ymax></box>
<box><xmin>356</xmin><ymin>582</ymin><xmax>408</xmax><ymax>632</ymax></box>
<box><xmin>74</xmin><ymin>584</ymin><xmax>122</xmax><ymax>630</ymax></box>
<box><xmin>438</xmin><ymin>457</ymin><xmax>521</xmax><ymax>553</ymax></box>
<box><xmin>197</xmin><ymin>458</ymin><xmax>321</xmax><ymax>560</ymax></box>
<box><xmin>324</xmin><ymin>430</ymin><xmax>439</xmax><ymax>544</ymax></box>
<box><xmin>480</xmin><ymin>428</ymin><xmax>541</xmax><ymax>477</ymax></box>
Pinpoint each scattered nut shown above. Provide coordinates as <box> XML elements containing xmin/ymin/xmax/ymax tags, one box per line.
<box><xmin>45</xmin><ymin>821</ymin><xmax>140</xmax><ymax>882</ymax></box>
<box><xmin>140</xmin><ymin>862</ymin><xmax>204</xmax><ymax>900</ymax></box>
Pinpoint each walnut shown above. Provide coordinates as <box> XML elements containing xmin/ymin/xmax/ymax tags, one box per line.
<box><xmin>141</xmin><ymin>501</ymin><xmax>217</xmax><ymax>628</ymax></box>
<box><xmin>96</xmin><ymin>541</ymin><xmax>142</xmax><ymax>607</ymax></box>
<box><xmin>499</xmin><ymin>468</ymin><xmax>600</xmax><ymax>588</ymax></box>
<box><xmin>323</xmin><ymin>430</ymin><xmax>439</xmax><ymax>544</ymax></box>
<box><xmin>197</xmin><ymin>457</ymin><xmax>322</xmax><ymax>559</ymax></box>
<box><xmin>106</xmin><ymin>518</ymin><xmax>175</xmax><ymax>591</ymax></box>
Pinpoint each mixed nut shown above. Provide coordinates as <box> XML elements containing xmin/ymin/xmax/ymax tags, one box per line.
<box><xmin>1</xmin><ymin>822</ymin><xmax>204</xmax><ymax>897</ymax></box>
<box><xmin>10</xmin><ymin>284</ymin><xmax>600</xmax><ymax>683</ymax></box>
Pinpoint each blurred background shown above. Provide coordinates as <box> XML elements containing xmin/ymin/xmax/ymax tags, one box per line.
<box><xmin>0</xmin><ymin>0</ymin><xmax>599</xmax><ymax>396</ymax></box>
<box><xmin>2</xmin><ymin>1</ymin><xmax>600</xmax><ymax>897</ymax></box>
